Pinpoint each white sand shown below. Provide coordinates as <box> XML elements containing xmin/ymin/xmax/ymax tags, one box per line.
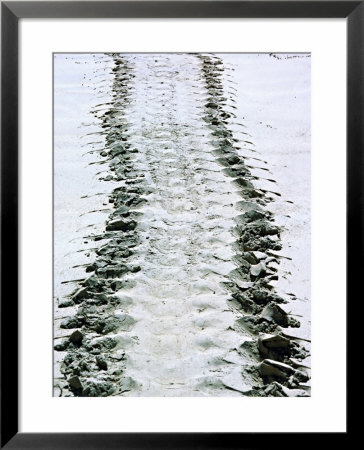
<box><xmin>54</xmin><ymin>53</ymin><xmax>311</xmax><ymax>396</ymax></box>
<box><xmin>54</xmin><ymin>53</ymin><xmax>115</xmax><ymax>379</ymax></box>
<box><xmin>220</xmin><ymin>54</ymin><xmax>310</xmax><ymax>343</ymax></box>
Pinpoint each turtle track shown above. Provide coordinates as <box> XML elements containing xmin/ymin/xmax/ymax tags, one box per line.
<box><xmin>54</xmin><ymin>55</ymin><xmax>142</xmax><ymax>397</ymax></box>
<box><xmin>54</xmin><ymin>53</ymin><xmax>310</xmax><ymax>397</ymax></box>
<box><xmin>198</xmin><ymin>54</ymin><xmax>310</xmax><ymax>397</ymax></box>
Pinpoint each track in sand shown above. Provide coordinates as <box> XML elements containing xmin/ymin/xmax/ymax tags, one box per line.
<box><xmin>54</xmin><ymin>53</ymin><xmax>310</xmax><ymax>397</ymax></box>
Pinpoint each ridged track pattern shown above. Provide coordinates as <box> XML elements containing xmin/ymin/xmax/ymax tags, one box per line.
<box><xmin>54</xmin><ymin>54</ymin><xmax>310</xmax><ymax>397</ymax></box>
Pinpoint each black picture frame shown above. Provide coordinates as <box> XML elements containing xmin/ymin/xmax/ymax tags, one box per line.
<box><xmin>1</xmin><ymin>1</ymin><xmax>355</xmax><ymax>448</ymax></box>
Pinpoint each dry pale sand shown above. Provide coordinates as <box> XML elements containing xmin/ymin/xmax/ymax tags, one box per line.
<box><xmin>54</xmin><ymin>53</ymin><xmax>310</xmax><ymax>397</ymax></box>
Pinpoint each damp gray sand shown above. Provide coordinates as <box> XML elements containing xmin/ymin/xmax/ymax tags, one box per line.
<box><xmin>54</xmin><ymin>53</ymin><xmax>311</xmax><ymax>397</ymax></box>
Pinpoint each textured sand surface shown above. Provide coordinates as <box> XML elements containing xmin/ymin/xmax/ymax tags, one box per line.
<box><xmin>54</xmin><ymin>53</ymin><xmax>310</xmax><ymax>397</ymax></box>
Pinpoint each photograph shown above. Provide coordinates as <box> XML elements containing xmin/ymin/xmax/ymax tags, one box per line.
<box><xmin>53</xmin><ymin>52</ymin><xmax>311</xmax><ymax>398</ymax></box>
